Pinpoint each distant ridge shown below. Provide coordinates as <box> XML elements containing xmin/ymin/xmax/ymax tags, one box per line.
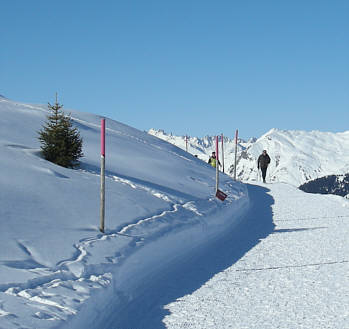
<box><xmin>148</xmin><ymin>128</ymin><xmax>349</xmax><ymax>187</ymax></box>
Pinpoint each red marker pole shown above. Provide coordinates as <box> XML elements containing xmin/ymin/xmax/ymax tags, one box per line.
<box><xmin>234</xmin><ymin>129</ymin><xmax>238</xmax><ymax>181</ymax></box>
<box><xmin>221</xmin><ymin>133</ymin><xmax>225</xmax><ymax>173</ymax></box>
<box><xmin>185</xmin><ymin>135</ymin><xmax>188</xmax><ymax>152</ymax></box>
<box><xmin>216</xmin><ymin>135</ymin><xmax>219</xmax><ymax>192</ymax></box>
<box><xmin>100</xmin><ymin>118</ymin><xmax>106</xmax><ymax>233</ymax></box>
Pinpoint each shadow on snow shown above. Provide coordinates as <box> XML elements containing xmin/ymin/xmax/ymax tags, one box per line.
<box><xmin>108</xmin><ymin>183</ymin><xmax>275</xmax><ymax>329</ymax></box>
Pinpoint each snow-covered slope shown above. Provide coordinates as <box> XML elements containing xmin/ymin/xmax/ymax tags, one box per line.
<box><xmin>149</xmin><ymin>128</ymin><xmax>349</xmax><ymax>186</ymax></box>
<box><xmin>0</xmin><ymin>97</ymin><xmax>249</xmax><ymax>329</ymax></box>
<box><xmin>1</xmin><ymin>96</ymin><xmax>348</xmax><ymax>329</ymax></box>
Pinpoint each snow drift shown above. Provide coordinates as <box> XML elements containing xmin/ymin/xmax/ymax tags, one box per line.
<box><xmin>0</xmin><ymin>97</ymin><xmax>249</xmax><ymax>329</ymax></box>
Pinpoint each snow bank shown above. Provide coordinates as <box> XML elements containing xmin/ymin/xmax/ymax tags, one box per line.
<box><xmin>61</xmin><ymin>192</ymin><xmax>249</xmax><ymax>329</ymax></box>
<box><xmin>0</xmin><ymin>97</ymin><xmax>249</xmax><ymax>329</ymax></box>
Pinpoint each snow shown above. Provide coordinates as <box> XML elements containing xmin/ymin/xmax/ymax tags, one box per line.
<box><xmin>163</xmin><ymin>183</ymin><xmax>349</xmax><ymax>329</ymax></box>
<box><xmin>149</xmin><ymin>128</ymin><xmax>349</xmax><ymax>186</ymax></box>
<box><xmin>1</xmin><ymin>97</ymin><xmax>348</xmax><ymax>329</ymax></box>
<box><xmin>0</xmin><ymin>97</ymin><xmax>248</xmax><ymax>328</ymax></box>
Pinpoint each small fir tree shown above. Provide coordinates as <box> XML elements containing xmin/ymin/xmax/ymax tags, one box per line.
<box><xmin>38</xmin><ymin>98</ymin><xmax>83</xmax><ymax>168</ymax></box>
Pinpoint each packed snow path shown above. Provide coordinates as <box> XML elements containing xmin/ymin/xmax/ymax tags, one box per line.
<box><xmin>111</xmin><ymin>183</ymin><xmax>349</xmax><ymax>329</ymax></box>
<box><xmin>163</xmin><ymin>183</ymin><xmax>349</xmax><ymax>329</ymax></box>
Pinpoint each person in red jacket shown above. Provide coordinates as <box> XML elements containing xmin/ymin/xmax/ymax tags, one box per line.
<box><xmin>258</xmin><ymin>150</ymin><xmax>271</xmax><ymax>183</ymax></box>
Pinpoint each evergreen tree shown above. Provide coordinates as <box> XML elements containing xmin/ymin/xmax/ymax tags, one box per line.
<box><xmin>38</xmin><ymin>98</ymin><xmax>83</xmax><ymax>168</ymax></box>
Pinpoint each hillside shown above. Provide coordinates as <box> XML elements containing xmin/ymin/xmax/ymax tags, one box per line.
<box><xmin>149</xmin><ymin>128</ymin><xmax>349</xmax><ymax>186</ymax></box>
<box><xmin>1</xmin><ymin>97</ymin><xmax>348</xmax><ymax>328</ymax></box>
<box><xmin>0</xmin><ymin>97</ymin><xmax>248</xmax><ymax>329</ymax></box>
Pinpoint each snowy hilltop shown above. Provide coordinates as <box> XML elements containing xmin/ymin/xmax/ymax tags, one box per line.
<box><xmin>148</xmin><ymin>128</ymin><xmax>349</xmax><ymax>186</ymax></box>
<box><xmin>0</xmin><ymin>97</ymin><xmax>248</xmax><ymax>328</ymax></box>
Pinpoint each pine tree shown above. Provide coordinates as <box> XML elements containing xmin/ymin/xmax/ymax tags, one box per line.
<box><xmin>38</xmin><ymin>98</ymin><xmax>83</xmax><ymax>168</ymax></box>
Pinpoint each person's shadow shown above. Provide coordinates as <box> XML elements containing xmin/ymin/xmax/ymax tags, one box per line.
<box><xmin>108</xmin><ymin>183</ymin><xmax>275</xmax><ymax>329</ymax></box>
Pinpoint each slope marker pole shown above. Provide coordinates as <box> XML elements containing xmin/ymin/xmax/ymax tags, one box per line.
<box><xmin>234</xmin><ymin>129</ymin><xmax>238</xmax><ymax>181</ymax></box>
<box><xmin>221</xmin><ymin>133</ymin><xmax>225</xmax><ymax>173</ymax></box>
<box><xmin>216</xmin><ymin>135</ymin><xmax>219</xmax><ymax>192</ymax></box>
<box><xmin>100</xmin><ymin>118</ymin><xmax>106</xmax><ymax>233</ymax></box>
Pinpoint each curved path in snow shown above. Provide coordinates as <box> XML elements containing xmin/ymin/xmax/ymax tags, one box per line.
<box><xmin>104</xmin><ymin>183</ymin><xmax>274</xmax><ymax>329</ymax></box>
<box><xmin>163</xmin><ymin>183</ymin><xmax>349</xmax><ymax>329</ymax></box>
<box><xmin>110</xmin><ymin>183</ymin><xmax>349</xmax><ymax>329</ymax></box>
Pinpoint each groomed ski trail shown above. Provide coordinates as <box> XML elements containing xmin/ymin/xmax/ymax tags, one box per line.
<box><xmin>163</xmin><ymin>183</ymin><xmax>349</xmax><ymax>329</ymax></box>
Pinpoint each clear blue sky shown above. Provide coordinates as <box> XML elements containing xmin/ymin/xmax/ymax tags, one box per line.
<box><xmin>1</xmin><ymin>0</ymin><xmax>348</xmax><ymax>139</ymax></box>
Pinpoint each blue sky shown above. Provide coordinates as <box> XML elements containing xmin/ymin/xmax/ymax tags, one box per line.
<box><xmin>1</xmin><ymin>0</ymin><xmax>348</xmax><ymax>139</ymax></box>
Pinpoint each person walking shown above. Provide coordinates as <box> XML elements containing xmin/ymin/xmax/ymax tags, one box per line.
<box><xmin>208</xmin><ymin>151</ymin><xmax>221</xmax><ymax>168</ymax></box>
<box><xmin>257</xmin><ymin>150</ymin><xmax>271</xmax><ymax>183</ymax></box>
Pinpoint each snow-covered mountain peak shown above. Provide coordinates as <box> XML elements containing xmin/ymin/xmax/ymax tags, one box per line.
<box><xmin>149</xmin><ymin>128</ymin><xmax>349</xmax><ymax>186</ymax></box>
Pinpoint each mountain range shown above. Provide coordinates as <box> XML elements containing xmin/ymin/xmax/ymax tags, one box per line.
<box><xmin>148</xmin><ymin>128</ymin><xmax>349</xmax><ymax>187</ymax></box>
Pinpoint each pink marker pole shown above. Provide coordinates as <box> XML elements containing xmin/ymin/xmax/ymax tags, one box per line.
<box><xmin>215</xmin><ymin>135</ymin><xmax>219</xmax><ymax>161</ymax></box>
<box><xmin>215</xmin><ymin>135</ymin><xmax>219</xmax><ymax>192</ymax></box>
<box><xmin>101</xmin><ymin>118</ymin><xmax>105</xmax><ymax>157</ymax></box>
<box><xmin>234</xmin><ymin>129</ymin><xmax>238</xmax><ymax>180</ymax></box>
<box><xmin>100</xmin><ymin>118</ymin><xmax>106</xmax><ymax>233</ymax></box>
<box><xmin>221</xmin><ymin>133</ymin><xmax>225</xmax><ymax>173</ymax></box>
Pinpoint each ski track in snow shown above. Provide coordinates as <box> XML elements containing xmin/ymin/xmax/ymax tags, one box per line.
<box><xmin>2</xmin><ymin>98</ymin><xmax>348</xmax><ymax>329</ymax></box>
<box><xmin>0</xmin><ymin>166</ymin><xmax>223</xmax><ymax>329</ymax></box>
<box><xmin>1</xmin><ymin>175</ymin><xmax>347</xmax><ymax>328</ymax></box>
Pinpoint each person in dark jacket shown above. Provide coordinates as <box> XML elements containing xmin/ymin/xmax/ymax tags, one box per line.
<box><xmin>257</xmin><ymin>150</ymin><xmax>271</xmax><ymax>183</ymax></box>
